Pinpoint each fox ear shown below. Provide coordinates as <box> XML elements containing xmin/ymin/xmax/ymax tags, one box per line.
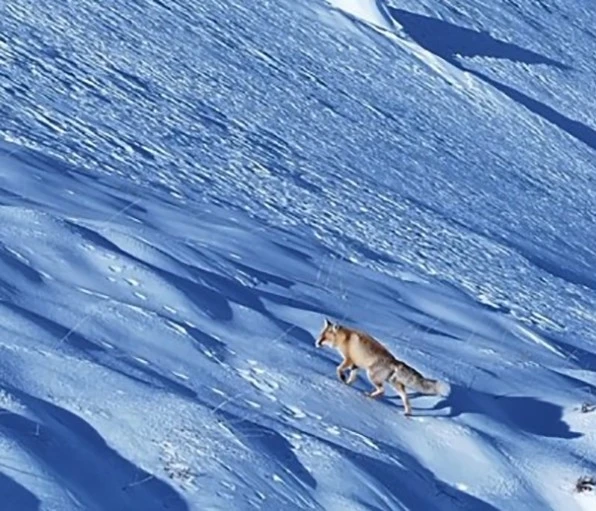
<box><xmin>324</xmin><ymin>317</ymin><xmax>331</xmax><ymax>327</ymax></box>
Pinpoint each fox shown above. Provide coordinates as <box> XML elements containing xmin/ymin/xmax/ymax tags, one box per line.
<box><xmin>316</xmin><ymin>318</ymin><xmax>450</xmax><ymax>416</ymax></box>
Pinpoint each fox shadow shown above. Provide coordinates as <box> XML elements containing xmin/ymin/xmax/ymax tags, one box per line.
<box><xmin>0</xmin><ymin>386</ymin><xmax>188</xmax><ymax>511</ymax></box>
<box><xmin>432</xmin><ymin>383</ymin><xmax>580</xmax><ymax>439</ymax></box>
<box><xmin>0</xmin><ymin>472</ymin><xmax>40</xmax><ymax>511</ymax></box>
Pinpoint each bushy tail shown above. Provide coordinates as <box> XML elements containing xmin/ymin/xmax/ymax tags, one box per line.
<box><xmin>389</xmin><ymin>363</ymin><xmax>451</xmax><ymax>397</ymax></box>
<box><xmin>412</xmin><ymin>376</ymin><xmax>451</xmax><ymax>397</ymax></box>
<box><xmin>434</xmin><ymin>379</ymin><xmax>451</xmax><ymax>397</ymax></box>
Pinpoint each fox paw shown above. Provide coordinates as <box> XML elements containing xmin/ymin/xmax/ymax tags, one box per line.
<box><xmin>337</xmin><ymin>372</ymin><xmax>347</xmax><ymax>383</ymax></box>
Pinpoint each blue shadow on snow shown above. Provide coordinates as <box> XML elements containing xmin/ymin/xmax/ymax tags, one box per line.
<box><xmin>388</xmin><ymin>8</ymin><xmax>568</xmax><ymax>68</ymax></box>
<box><xmin>468</xmin><ymin>69</ymin><xmax>596</xmax><ymax>153</ymax></box>
<box><xmin>389</xmin><ymin>10</ymin><xmax>596</xmax><ymax>152</ymax></box>
<box><xmin>0</xmin><ymin>386</ymin><xmax>188</xmax><ymax>511</ymax></box>
<box><xmin>311</xmin><ymin>432</ymin><xmax>499</xmax><ymax>510</ymax></box>
<box><xmin>0</xmin><ymin>472</ymin><xmax>40</xmax><ymax>511</ymax></box>
<box><xmin>217</xmin><ymin>409</ymin><xmax>317</xmax><ymax>492</ymax></box>
<box><xmin>433</xmin><ymin>384</ymin><xmax>581</xmax><ymax>439</ymax></box>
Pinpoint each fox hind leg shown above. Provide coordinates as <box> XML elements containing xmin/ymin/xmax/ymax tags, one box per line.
<box><xmin>393</xmin><ymin>381</ymin><xmax>412</xmax><ymax>416</ymax></box>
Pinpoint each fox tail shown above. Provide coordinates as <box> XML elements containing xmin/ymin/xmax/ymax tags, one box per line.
<box><xmin>389</xmin><ymin>363</ymin><xmax>451</xmax><ymax>397</ymax></box>
<box><xmin>414</xmin><ymin>377</ymin><xmax>451</xmax><ymax>397</ymax></box>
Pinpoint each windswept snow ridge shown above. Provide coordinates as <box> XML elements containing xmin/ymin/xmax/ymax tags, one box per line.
<box><xmin>1</xmin><ymin>0</ymin><xmax>596</xmax><ymax>510</ymax></box>
<box><xmin>327</xmin><ymin>0</ymin><xmax>395</xmax><ymax>31</ymax></box>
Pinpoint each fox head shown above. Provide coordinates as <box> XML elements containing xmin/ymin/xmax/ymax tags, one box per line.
<box><xmin>316</xmin><ymin>318</ymin><xmax>339</xmax><ymax>348</ymax></box>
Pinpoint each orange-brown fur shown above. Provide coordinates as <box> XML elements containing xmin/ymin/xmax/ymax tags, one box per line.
<box><xmin>316</xmin><ymin>318</ymin><xmax>449</xmax><ymax>415</ymax></box>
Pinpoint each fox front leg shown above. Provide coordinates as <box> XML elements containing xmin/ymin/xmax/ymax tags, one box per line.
<box><xmin>365</xmin><ymin>369</ymin><xmax>385</xmax><ymax>398</ymax></box>
<box><xmin>336</xmin><ymin>358</ymin><xmax>354</xmax><ymax>383</ymax></box>
<box><xmin>366</xmin><ymin>384</ymin><xmax>385</xmax><ymax>399</ymax></box>
<box><xmin>345</xmin><ymin>366</ymin><xmax>358</xmax><ymax>385</ymax></box>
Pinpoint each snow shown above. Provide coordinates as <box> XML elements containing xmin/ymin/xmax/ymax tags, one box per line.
<box><xmin>1</xmin><ymin>0</ymin><xmax>596</xmax><ymax>509</ymax></box>
<box><xmin>327</xmin><ymin>0</ymin><xmax>395</xmax><ymax>31</ymax></box>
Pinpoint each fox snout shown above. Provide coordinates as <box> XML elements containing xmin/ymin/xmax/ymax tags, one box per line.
<box><xmin>316</xmin><ymin>318</ymin><xmax>338</xmax><ymax>348</ymax></box>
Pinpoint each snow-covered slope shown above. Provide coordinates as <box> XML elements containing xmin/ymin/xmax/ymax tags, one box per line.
<box><xmin>327</xmin><ymin>0</ymin><xmax>395</xmax><ymax>30</ymax></box>
<box><xmin>1</xmin><ymin>0</ymin><xmax>596</xmax><ymax>509</ymax></box>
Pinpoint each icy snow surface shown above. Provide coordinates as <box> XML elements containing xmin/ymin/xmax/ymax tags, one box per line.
<box><xmin>1</xmin><ymin>0</ymin><xmax>596</xmax><ymax>509</ymax></box>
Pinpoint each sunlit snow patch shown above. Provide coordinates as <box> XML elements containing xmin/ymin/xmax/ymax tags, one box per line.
<box><xmin>327</xmin><ymin>0</ymin><xmax>395</xmax><ymax>31</ymax></box>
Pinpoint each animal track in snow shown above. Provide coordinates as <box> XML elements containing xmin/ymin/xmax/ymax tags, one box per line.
<box><xmin>39</xmin><ymin>270</ymin><xmax>54</xmax><ymax>280</ymax></box>
<box><xmin>77</xmin><ymin>286</ymin><xmax>109</xmax><ymax>299</ymax></box>
<box><xmin>166</xmin><ymin>320</ymin><xmax>188</xmax><ymax>335</ymax></box>
<box><xmin>344</xmin><ymin>429</ymin><xmax>379</xmax><ymax>450</ymax></box>
<box><xmin>325</xmin><ymin>425</ymin><xmax>341</xmax><ymax>436</ymax></box>
<box><xmin>284</xmin><ymin>405</ymin><xmax>307</xmax><ymax>419</ymax></box>
<box><xmin>158</xmin><ymin>440</ymin><xmax>199</xmax><ymax>490</ymax></box>
<box><xmin>237</xmin><ymin>367</ymin><xmax>279</xmax><ymax>399</ymax></box>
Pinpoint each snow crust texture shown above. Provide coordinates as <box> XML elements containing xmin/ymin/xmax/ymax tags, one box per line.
<box><xmin>1</xmin><ymin>0</ymin><xmax>596</xmax><ymax>509</ymax></box>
